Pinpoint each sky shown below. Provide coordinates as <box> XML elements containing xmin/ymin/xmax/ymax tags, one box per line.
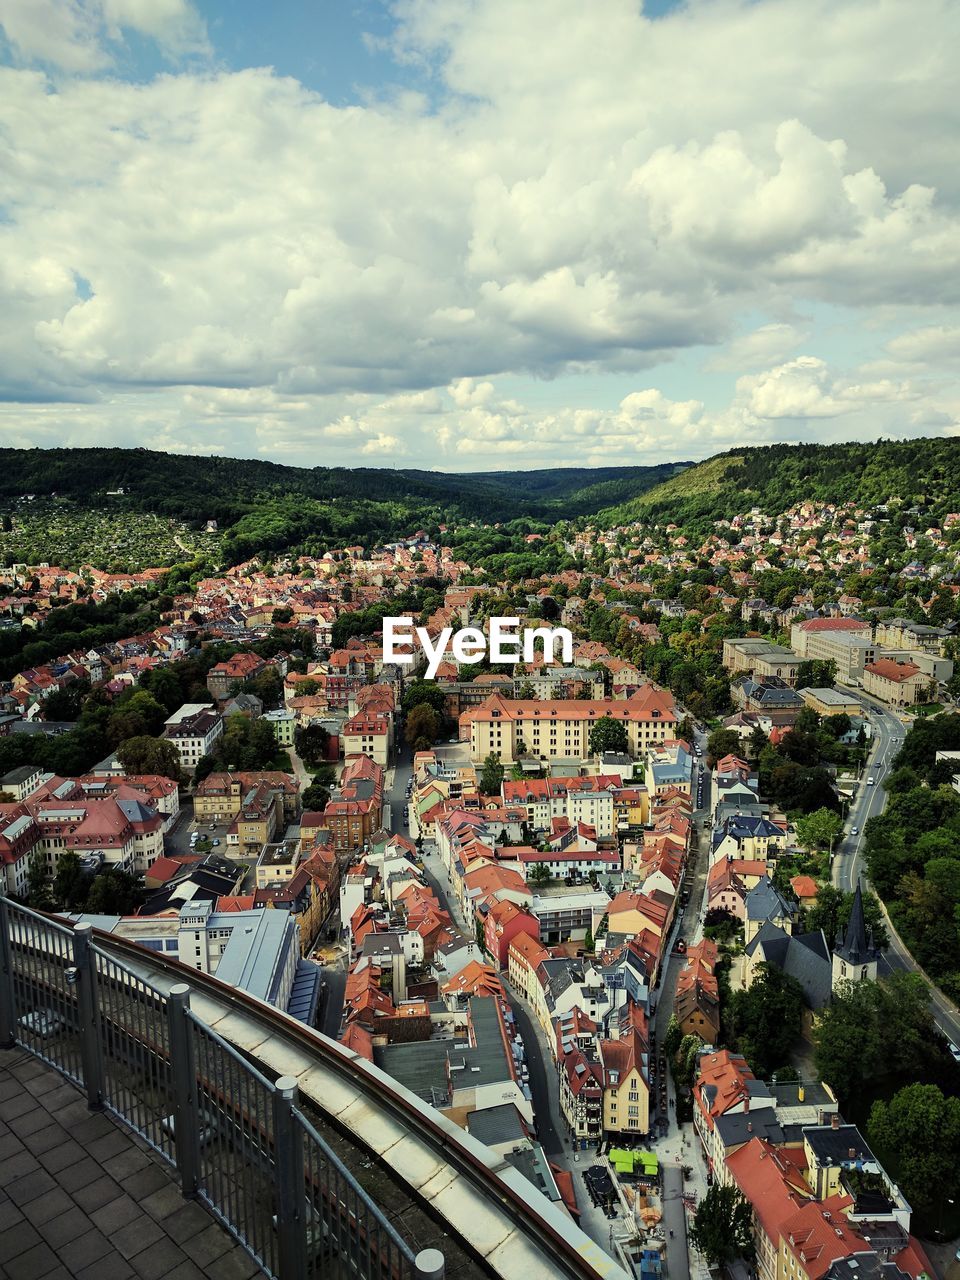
<box><xmin>0</xmin><ymin>0</ymin><xmax>959</xmax><ymax>474</ymax></box>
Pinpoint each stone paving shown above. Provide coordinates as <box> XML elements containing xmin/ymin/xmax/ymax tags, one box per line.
<box><xmin>0</xmin><ymin>1047</ymin><xmax>265</xmax><ymax>1280</ymax></box>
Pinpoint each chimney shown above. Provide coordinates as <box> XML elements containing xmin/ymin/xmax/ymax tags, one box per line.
<box><xmin>744</xmin><ymin>1094</ymin><xmax>750</xmax><ymax>1114</ymax></box>
<box><xmin>831</xmin><ymin>1113</ymin><xmax>840</xmax><ymax>1130</ymax></box>
<box><xmin>747</xmin><ymin>1121</ymin><xmax>752</xmax><ymax>1133</ymax></box>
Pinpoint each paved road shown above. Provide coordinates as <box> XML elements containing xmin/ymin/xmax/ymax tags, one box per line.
<box><xmin>831</xmin><ymin>689</ymin><xmax>903</xmax><ymax>895</ymax></box>
<box><xmin>319</xmin><ymin>965</ymin><xmax>347</xmax><ymax>1039</ymax></box>
<box><xmin>661</xmin><ymin>1163</ymin><xmax>690</xmax><ymax>1280</ymax></box>
<box><xmin>508</xmin><ymin>993</ymin><xmax>564</xmax><ymax>1156</ymax></box>
<box><xmin>831</xmin><ymin>690</ymin><xmax>960</xmax><ymax>1047</ymax></box>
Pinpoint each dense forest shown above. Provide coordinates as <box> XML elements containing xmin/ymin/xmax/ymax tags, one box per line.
<box><xmin>597</xmin><ymin>439</ymin><xmax>960</xmax><ymax>531</ymax></box>
<box><xmin>0</xmin><ymin>447</ymin><xmax>686</xmax><ymax>562</ymax></box>
<box><xmin>7</xmin><ymin>437</ymin><xmax>960</xmax><ymax>569</ymax></box>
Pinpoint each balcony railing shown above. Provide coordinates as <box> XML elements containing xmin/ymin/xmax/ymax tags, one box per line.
<box><xmin>0</xmin><ymin>897</ymin><xmax>442</xmax><ymax>1280</ymax></box>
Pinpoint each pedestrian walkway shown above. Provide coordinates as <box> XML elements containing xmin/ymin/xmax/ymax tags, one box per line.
<box><xmin>0</xmin><ymin>1048</ymin><xmax>262</xmax><ymax>1280</ymax></box>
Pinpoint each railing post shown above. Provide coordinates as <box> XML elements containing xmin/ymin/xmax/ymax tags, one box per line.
<box><xmin>167</xmin><ymin>983</ymin><xmax>201</xmax><ymax>1198</ymax></box>
<box><xmin>415</xmin><ymin>1248</ymin><xmax>446</xmax><ymax>1280</ymax></box>
<box><xmin>71</xmin><ymin>923</ymin><xmax>104</xmax><ymax>1110</ymax></box>
<box><xmin>272</xmin><ymin>1075</ymin><xmax>307</xmax><ymax>1280</ymax></box>
<box><xmin>0</xmin><ymin>897</ymin><xmax>16</xmax><ymax>1049</ymax></box>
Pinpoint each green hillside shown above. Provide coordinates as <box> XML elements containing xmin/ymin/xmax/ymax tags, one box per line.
<box><xmin>0</xmin><ymin>447</ymin><xmax>688</xmax><ymax>568</ymax></box>
<box><xmin>597</xmin><ymin>439</ymin><xmax>960</xmax><ymax>530</ymax></box>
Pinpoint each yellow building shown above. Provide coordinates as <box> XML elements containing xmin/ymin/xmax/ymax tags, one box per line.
<box><xmin>600</xmin><ymin>1029</ymin><xmax>650</xmax><ymax>1136</ymax></box>
<box><xmin>461</xmin><ymin>688</ymin><xmax>677</xmax><ymax>764</ymax></box>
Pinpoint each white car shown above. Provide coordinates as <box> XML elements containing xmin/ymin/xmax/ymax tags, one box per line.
<box><xmin>948</xmin><ymin>1043</ymin><xmax>960</xmax><ymax>1064</ymax></box>
<box><xmin>850</xmin><ymin>826</ymin><xmax>859</xmax><ymax>836</ymax></box>
<box><xmin>866</xmin><ymin>777</ymin><xmax>875</xmax><ymax>786</ymax></box>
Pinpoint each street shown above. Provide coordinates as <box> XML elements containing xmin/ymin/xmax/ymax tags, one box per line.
<box><xmin>831</xmin><ymin>690</ymin><xmax>960</xmax><ymax>1048</ymax></box>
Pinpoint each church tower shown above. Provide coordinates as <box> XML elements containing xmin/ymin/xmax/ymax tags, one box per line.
<box><xmin>831</xmin><ymin>883</ymin><xmax>880</xmax><ymax>990</ymax></box>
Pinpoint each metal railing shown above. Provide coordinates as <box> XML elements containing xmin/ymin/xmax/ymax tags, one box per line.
<box><xmin>0</xmin><ymin>898</ymin><xmax>443</xmax><ymax>1280</ymax></box>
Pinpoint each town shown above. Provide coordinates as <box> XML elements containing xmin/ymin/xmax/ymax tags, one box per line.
<box><xmin>3</xmin><ymin>479</ymin><xmax>960</xmax><ymax>1280</ymax></box>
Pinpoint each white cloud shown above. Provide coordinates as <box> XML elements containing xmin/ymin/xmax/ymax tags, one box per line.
<box><xmin>1</xmin><ymin>0</ymin><xmax>960</xmax><ymax>466</ymax></box>
<box><xmin>0</xmin><ymin>0</ymin><xmax>208</xmax><ymax>69</ymax></box>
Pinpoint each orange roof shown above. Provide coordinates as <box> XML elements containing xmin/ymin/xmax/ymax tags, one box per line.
<box><xmin>725</xmin><ymin>1138</ymin><xmax>812</xmax><ymax>1249</ymax></box>
<box><xmin>865</xmin><ymin>658</ymin><xmax>921</xmax><ymax>682</ymax></box>
<box><xmin>215</xmin><ymin>895</ymin><xmax>255</xmax><ymax>912</ymax></box>
<box><xmin>440</xmin><ymin>960</ymin><xmax>502</xmax><ymax>999</ymax></box>
<box><xmin>798</xmin><ymin>617</ymin><xmax>869</xmax><ymax>632</ymax></box>
<box><xmin>790</xmin><ymin>874</ymin><xmax>819</xmax><ymax>900</ymax></box>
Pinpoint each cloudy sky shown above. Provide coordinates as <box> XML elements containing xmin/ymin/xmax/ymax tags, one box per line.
<box><xmin>1</xmin><ymin>0</ymin><xmax>958</xmax><ymax>472</ymax></box>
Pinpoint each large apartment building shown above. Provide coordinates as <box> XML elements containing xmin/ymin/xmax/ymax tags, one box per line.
<box><xmin>460</xmin><ymin>687</ymin><xmax>676</xmax><ymax>764</ymax></box>
<box><xmin>162</xmin><ymin>703</ymin><xmax>224</xmax><ymax>772</ymax></box>
<box><xmin>0</xmin><ymin>780</ymin><xmax>164</xmax><ymax>893</ymax></box>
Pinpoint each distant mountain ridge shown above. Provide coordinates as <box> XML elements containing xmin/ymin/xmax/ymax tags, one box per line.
<box><xmin>0</xmin><ymin>447</ymin><xmax>689</xmax><ymax>528</ymax></box>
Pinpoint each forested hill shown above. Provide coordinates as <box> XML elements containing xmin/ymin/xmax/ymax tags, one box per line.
<box><xmin>0</xmin><ymin>447</ymin><xmax>686</xmax><ymax>532</ymax></box>
<box><xmin>596</xmin><ymin>439</ymin><xmax>960</xmax><ymax>531</ymax></box>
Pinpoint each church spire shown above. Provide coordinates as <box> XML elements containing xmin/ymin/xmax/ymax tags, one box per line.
<box><xmin>836</xmin><ymin>883</ymin><xmax>871</xmax><ymax>966</ymax></box>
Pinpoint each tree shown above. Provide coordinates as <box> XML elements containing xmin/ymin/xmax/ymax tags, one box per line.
<box><xmin>479</xmin><ymin>752</ymin><xmax>504</xmax><ymax>796</ymax></box>
<box><xmin>868</xmin><ymin>1083</ymin><xmax>960</xmax><ymax>1220</ymax></box>
<box><xmin>402</xmin><ymin>682</ymin><xmax>447</xmax><ymax>715</ymax></box>
<box><xmin>795</xmin><ymin>807</ymin><xmax>842</xmax><ymax>853</ymax></box>
<box><xmin>301</xmin><ymin>779</ymin><xmax>331</xmax><ymax>812</ymax></box>
<box><xmin>725</xmin><ymin>964</ymin><xmax>805</xmax><ymax>1079</ymax></box>
<box><xmin>815</xmin><ymin>972</ymin><xmax>934</xmax><ymax>1108</ymax></box>
<box><xmin>662</xmin><ymin>1013</ymin><xmax>683</xmax><ymax>1060</ymax></box>
<box><xmin>689</xmin><ymin>1185</ymin><xmax>755</xmax><ymax>1267</ymax></box>
<box><xmin>116</xmin><ymin>735</ymin><xmax>182</xmax><ymax>783</ymax></box>
<box><xmin>516</xmin><ymin>680</ymin><xmax>536</xmax><ymax>700</ymax></box>
<box><xmin>707</xmin><ymin>728</ymin><xmax>741</xmax><ymax>763</ymax></box>
<box><xmin>748</xmin><ymin>723</ymin><xmax>769</xmax><ymax>759</ymax></box>
<box><xmin>796</xmin><ymin>659</ymin><xmax>837</xmax><ymax>689</ymax></box>
<box><xmin>85</xmin><ymin>868</ymin><xmax>141</xmax><ymax>915</ymax></box>
<box><xmin>527</xmin><ymin>862</ymin><xmax>552</xmax><ymax>887</ymax></box>
<box><xmin>588</xmin><ymin>715</ymin><xmax>629</xmax><ymax>757</ymax></box>
<box><xmin>806</xmin><ymin>885</ymin><xmax>888</xmax><ymax>950</ymax></box>
<box><xmin>405</xmin><ymin>704</ymin><xmax>440</xmax><ymax>751</ymax></box>
<box><xmin>25</xmin><ymin>849</ymin><xmax>52</xmax><ymax>910</ymax></box>
<box><xmin>295</xmin><ymin>723</ymin><xmax>331</xmax><ymax>768</ymax></box>
<box><xmin>52</xmin><ymin>852</ymin><xmax>87</xmax><ymax>909</ymax></box>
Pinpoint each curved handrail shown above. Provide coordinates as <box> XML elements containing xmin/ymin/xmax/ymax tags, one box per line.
<box><xmin>75</xmin><ymin>922</ymin><xmax>627</xmax><ymax>1280</ymax></box>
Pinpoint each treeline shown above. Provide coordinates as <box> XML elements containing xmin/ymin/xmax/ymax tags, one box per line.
<box><xmin>599</xmin><ymin>438</ymin><xmax>960</xmax><ymax>531</ymax></box>
<box><xmin>865</xmin><ymin>715</ymin><xmax>960</xmax><ymax>1001</ymax></box>
<box><xmin>0</xmin><ymin>448</ymin><xmax>680</xmax><ymax>563</ymax></box>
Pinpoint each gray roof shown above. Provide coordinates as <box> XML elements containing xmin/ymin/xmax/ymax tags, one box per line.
<box><xmin>746</xmin><ymin>922</ymin><xmax>832</xmax><ymax>1009</ymax></box>
<box><xmin>505</xmin><ymin>1145</ymin><xmax>560</xmax><ymax>1203</ymax></box>
<box><xmin>745</xmin><ymin>878</ymin><xmax>796</xmax><ymax>923</ymax></box>
<box><xmin>713</xmin><ymin>1108</ymin><xmax>785</xmax><ymax>1151</ymax></box>
<box><xmin>466</xmin><ymin>1104</ymin><xmax>527</xmax><ymax>1148</ymax></box>
<box><xmin>374</xmin><ymin>1040</ymin><xmax>449</xmax><ymax>1104</ymax></box>
<box><xmin>805</xmin><ymin>1122</ymin><xmax>876</xmax><ymax>1168</ymax></box>
<box><xmin>1</xmin><ymin>765</ymin><xmax>39</xmax><ymax>785</ymax></box>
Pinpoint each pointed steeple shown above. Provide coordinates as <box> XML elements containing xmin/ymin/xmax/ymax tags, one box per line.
<box><xmin>835</xmin><ymin>883</ymin><xmax>872</xmax><ymax>966</ymax></box>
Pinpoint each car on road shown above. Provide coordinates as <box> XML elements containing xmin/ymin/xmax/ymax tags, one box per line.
<box><xmin>212</xmin><ymin>838</ymin><xmax>221</xmax><ymax>846</ymax></box>
<box><xmin>948</xmin><ymin>1043</ymin><xmax>960</xmax><ymax>1064</ymax></box>
<box><xmin>867</xmin><ymin>776</ymin><xmax>875</xmax><ymax>785</ymax></box>
<box><xmin>851</xmin><ymin>826</ymin><xmax>859</xmax><ymax>836</ymax></box>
